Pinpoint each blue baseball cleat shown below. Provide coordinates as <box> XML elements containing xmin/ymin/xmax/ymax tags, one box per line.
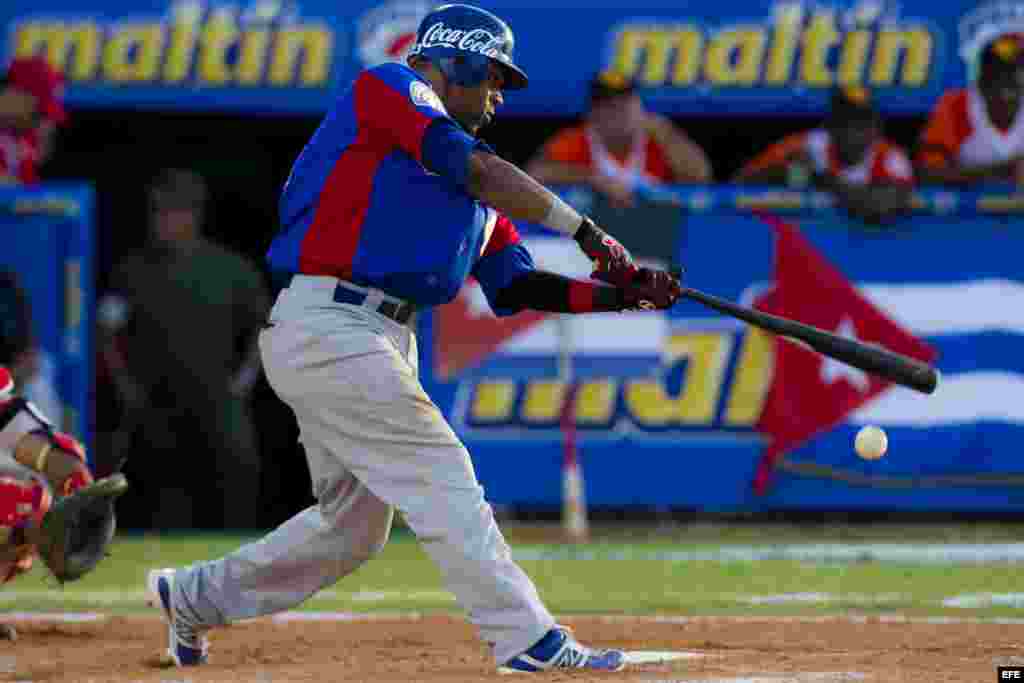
<box><xmin>499</xmin><ymin>626</ymin><xmax>626</xmax><ymax>674</ymax></box>
<box><xmin>146</xmin><ymin>568</ymin><xmax>209</xmax><ymax>666</ymax></box>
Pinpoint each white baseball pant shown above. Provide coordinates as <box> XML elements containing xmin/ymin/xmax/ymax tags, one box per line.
<box><xmin>170</xmin><ymin>275</ymin><xmax>554</xmax><ymax>664</ymax></box>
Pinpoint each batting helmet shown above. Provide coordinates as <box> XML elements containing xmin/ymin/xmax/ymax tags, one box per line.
<box><xmin>408</xmin><ymin>4</ymin><xmax>528</xmax><ymax>90</ymax></box>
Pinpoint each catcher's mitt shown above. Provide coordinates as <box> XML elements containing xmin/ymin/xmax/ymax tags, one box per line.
<box><xmin>35</xmin><ymin>474</ymin><xmax>128</xmax><ymax>583</ymax></box>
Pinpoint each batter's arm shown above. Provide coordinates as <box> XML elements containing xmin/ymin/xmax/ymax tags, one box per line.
<box><xmin>466</xmin><ymin>150</ymin><xmax>581</xmax><ymax>234</ymax></box>
<box><xmin>466</xmin><ymin>151</ymin><xmax>637</xmax><ymax>274</ymax></box>
<box><xmin>492</xmin><ymin>269</ymin><xmax>679</xmax><ymax>315</ymax></box>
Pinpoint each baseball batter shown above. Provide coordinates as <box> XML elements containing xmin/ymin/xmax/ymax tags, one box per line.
<box><xmin>147</xmin><ymin>3</ymin><xmax>681</xmax><ymax>673</ymax></box>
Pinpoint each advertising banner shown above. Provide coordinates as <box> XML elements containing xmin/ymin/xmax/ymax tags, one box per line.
<box><xmin>2</xmin><ymin>0</ymin><xmax>1019</xmax><ymax>116</ymax></box>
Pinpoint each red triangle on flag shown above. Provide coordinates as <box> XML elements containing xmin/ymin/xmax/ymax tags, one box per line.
<box><xmin>434</xmin><ymin>281</ymin><xmax>549</xmax><ymax>380</ymax></box>
<box><xmin>750</xmin><ymin>211</ymin><xmax>937</xmax><ymax>494</ymax></box>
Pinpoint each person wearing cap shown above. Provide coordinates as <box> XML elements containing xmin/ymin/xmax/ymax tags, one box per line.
<box><xmin>916</xmin><ymin>33</ymin><xmax>1024</xmax><ymax>186</ymax></box>
<box><xmin>98</xmin><ymin>169</ymin><xmax>269</xmax><ymax>530</ymax></box>
<box><xmin>735</xmin><ymin>85</ymin><xmax>914</xmax><ymax>224</ymax></box>
<box><xmin>0</xmin><ymin>56</ymin><xmax>67</xmax><ymax>185</ymax></box>
<box><xmin>526</xmin><ymin>71</ymin><xmax>712</xmax><ymax>207</ymax></box>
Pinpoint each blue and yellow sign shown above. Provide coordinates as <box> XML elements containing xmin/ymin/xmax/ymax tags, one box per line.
<box><xmin>609</xmin><ymin>4</ymin><xmax>935</xmax><ymax>91</ymax></box>
<box><xmin>0</xmin><ymin>0</ymin><xmax>995</xmax><ymax>116</ymax></box>
<box><xmin>458</xmin><ymin>327</ymin><xmax>773</xmax><ymax>436</ymax></box>
<box><xmin>12</xmin><ymin>2</ymin><xmax>334</xmax><ymax>88</ymax></box>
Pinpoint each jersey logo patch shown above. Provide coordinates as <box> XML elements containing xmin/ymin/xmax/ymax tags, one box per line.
<box><xmin>410</xmin><ymin>81</ymin><xmax>447</xmax><ymax>114</ymax></box>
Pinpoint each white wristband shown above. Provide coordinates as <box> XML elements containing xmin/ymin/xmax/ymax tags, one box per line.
<box><xmin>542</xmin><ymin>195</ymin><xmax>583</xmax><ymax>236</ymax></box>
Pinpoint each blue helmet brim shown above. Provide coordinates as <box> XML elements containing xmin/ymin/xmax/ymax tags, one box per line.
<box><xmin>495</xmin><ymin>60</ymin><xmax>528</xmax><ymax>90</ymax></box>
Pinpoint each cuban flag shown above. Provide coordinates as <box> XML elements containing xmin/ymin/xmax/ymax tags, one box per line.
<box><xmin>748</xmin><ymin>212</ymin><xmax>936</xmax><ymax>494</ymax></box>
<box><xmin>681</xmin><ymin>204</ymin><xmax>1024</xmax><ymax>507</ymax></box>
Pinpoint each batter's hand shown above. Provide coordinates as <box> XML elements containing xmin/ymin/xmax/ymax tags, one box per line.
<box><xmin>616</xmin><ymin>267</ymin><xmax>683</xmax><ymax>311</ymax></box>
<box><xmin>574</xmin><ymin>217</ymin><xmax>635</xmax><ymax>279</ymax></box>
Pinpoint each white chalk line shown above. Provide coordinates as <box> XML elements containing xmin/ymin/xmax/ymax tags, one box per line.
<box><xmin>623</xmin><ymin>651</ymin><xmax>705</xmax><ymax>664</ymax></box>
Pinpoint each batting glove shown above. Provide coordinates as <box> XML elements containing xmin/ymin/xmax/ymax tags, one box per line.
<box><xmin>616</xmin><ymin>268</ymin><xmax>683</xmax><ymax>311</ymax></box>
<box><xmin>573</xmin><ymin>217</ymin><xmax>635</xmax><ymax>279</ymax></box>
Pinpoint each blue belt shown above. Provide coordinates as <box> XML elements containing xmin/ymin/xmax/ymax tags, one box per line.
<box><xmin>331</xmin><ymin>282</ymin><xmax>416</xmax><ymax>325</ymax></box>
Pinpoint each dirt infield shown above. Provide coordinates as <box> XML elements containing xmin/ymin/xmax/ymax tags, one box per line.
<box><xmin>0</xmin><ymin>614</ymin><xmax>1019</xmax><ymax>682</ymax></box>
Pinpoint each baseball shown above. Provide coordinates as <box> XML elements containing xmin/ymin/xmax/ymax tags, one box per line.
<box><xmin>855</xmin><ymin>425</ymin><xmax>888</xmax><ymax>460</ymax></box>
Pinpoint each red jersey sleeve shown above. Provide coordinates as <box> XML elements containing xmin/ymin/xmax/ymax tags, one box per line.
<box><xmin>481</xmin><ymin>213</ymin><xmax>521</xmax><ymax>259</ymax></box>
<box><xmin>353</xmin><ymin>64</ymin><xmax>453</xmax><ymax>164</ymax></box>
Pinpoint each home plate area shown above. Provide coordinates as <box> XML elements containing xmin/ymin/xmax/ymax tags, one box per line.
<box><xmin>0</xmin><ymin>613</ymin><xmax>1013</xmax><ymax>681</ymax></box>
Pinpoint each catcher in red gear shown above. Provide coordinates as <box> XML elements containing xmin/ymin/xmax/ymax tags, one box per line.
<box><xmin>0</xmin><ymin>365</ymin><xmax>126</xmax><ymax>639</ymax></box>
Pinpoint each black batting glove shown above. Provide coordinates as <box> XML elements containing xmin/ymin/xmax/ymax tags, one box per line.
<box><xmin>616</xmin><ymin>267</ymin><xmax>683</xmax><ymax>311</ymax></box>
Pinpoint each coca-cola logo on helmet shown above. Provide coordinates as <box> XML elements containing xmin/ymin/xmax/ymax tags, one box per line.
<box><xmin>412</xmin><ymin>22</ymin><xmax>506</xmax><ymax>59</ymax></box>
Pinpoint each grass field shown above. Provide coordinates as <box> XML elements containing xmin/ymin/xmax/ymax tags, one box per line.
<box><xmin>7</xmin><ymin>523</ymin><xmax>1024</xmax><ymax>619</ymax></box>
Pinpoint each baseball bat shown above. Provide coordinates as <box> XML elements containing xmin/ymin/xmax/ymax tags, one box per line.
<box><xmin>669</xmin><ymin>272</ymin><xmax>938</xmax><ymax>395</ymax></box>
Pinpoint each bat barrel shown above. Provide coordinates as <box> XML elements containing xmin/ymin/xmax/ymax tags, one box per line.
<box><xmin>679</xmin><ymin>287</ymin><xmax>940</xmax><ymax>395</ymax></box>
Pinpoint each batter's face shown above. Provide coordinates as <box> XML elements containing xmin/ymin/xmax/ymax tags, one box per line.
<box><xmin>445</xmin><ymin>62</ymin><xmax>505</xmax><ymax>135</ymax></box>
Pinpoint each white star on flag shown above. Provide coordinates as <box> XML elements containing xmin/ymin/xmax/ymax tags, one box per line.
<box><xmin>821</xmin><ymin>317</ymin><xmax>870</xmax><ymax>392</ymax></box>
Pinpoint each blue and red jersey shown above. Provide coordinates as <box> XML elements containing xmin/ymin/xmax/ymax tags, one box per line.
<box><xmin>269</xmin><ymin>63</ymin><xmax>534</xmax><ymax>314</ymax></box>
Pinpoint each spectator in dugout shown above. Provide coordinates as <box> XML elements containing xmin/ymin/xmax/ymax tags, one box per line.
<box><xmin>734</xmin><ymin>85</ymin><xmax>914</xmax><ymax>225</ymax></box>
<box><xmin>99</xmin><ymin>169</ymin><xmax>269</xmax><ymax>530</ymax></box>
<box><xmin>0</xmin><ymin>56</ymin><xmax>67</xmax><ymax>185</ymax></box>
<box><xmin>526</xmin><ymin>71</ymin><xmax>712</xmax><ymax>207</ymax></box>
<box><xmin>915</xmin><ymin>33</ymin><xmax>1024</xmax><ymax>186</ymax></box>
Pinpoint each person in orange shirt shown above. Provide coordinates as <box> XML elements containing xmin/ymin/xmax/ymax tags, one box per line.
<box><xmin>526</xmin><ymin>71</ymin><xmax>711</xmax><ymax>207</ymax></box>
<box><xmin>0</xmin><ymin>56</ymin><xmax>67</xmax><ymax>185</ymax></box>
<box><xmin>735</xmin><ymin>86</ymin><xmax>913</xmax><ymax>225</ymax></box>
<box><xmin>916</xmin><ymin>34</ymin><xmax>1024</xmax><ymax>186</ymax></box>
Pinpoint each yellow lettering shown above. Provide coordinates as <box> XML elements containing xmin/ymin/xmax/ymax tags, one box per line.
<box><xmin>611</xmin><ymin>26</ymin><xmax>703</xmax><ymax>86</ymax></box>
<box><xmin>198</xmin><ymin>8</ymin><xmax>238</xmax><ymax>85</ymax></box>
<box><xmin>625</xmin><ymin>332</ymin><xmax>732</xmax><ymax>427</ymax></box>
<box><xmin>624</xmin><ymin>380</ymin><xmax>676</xmax><ymax>427</ymax></box>
<box><xmin>103</xmin><ymin>25</ymin><xmax>163</xmax><ymax>82</ymax></box>
<box><xmin>704</xmin><ymin>28</ymin><xmax>765</xmax><ymax>85</ymax></box>
<box><xmin>522</xmin><ymin>380</ymin><xmax>567</xmax><ymax>424</ymax></box>
<box><xmin>724</xmin><ymin>328</ymin><xmax>773</xmax><ymax>426</ymax></box>
<box><xmin>871</xmin><ymin>28</ymin><xmax>932</xmax><ymax>86</ymax></box>
<box><xmin>238</xmin><ymin>30</ymin><xmax>270</xmax><ymax>85</ymax></box>
<box><xmin>13</xmin><ymin>22</ymin><xmax>100</xmax><ymax>80</ymax></box>
<box><xmin>766</xmin><ymin>4</ymin><xmax>802</xmax><ymax>85</ymax></box>
<box><xmin>837</xmin><ymin>29</ymin><xmax>871</xmax><ymax>85</ymax></box>
<box><xmin>664</xmin><ymin>332</ymin><xmax>732</xmax><ymax>423</ymax></box>
<box><xmin>270</xmin><ymin>26</ymin><xmax>332</xmax><ymax>86</ymax></box>
<box><xmin>470</xmin><ymin>381</ymin><xmax>516</xmax><ymax>423</ymax></box>
<box><xmin>574</xmin><ymin>379</ymin><xmax>617</xmax><ymax>426</ymax></box>
<box><xmin>800</xmin><ymin>11</ymin><xmax>839</xmax><ymax>86</ymax></box>
<box><xmin>164</xmin><ymin>17</ymin><xmax>196</xmax><ymax>83</ymax></box>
